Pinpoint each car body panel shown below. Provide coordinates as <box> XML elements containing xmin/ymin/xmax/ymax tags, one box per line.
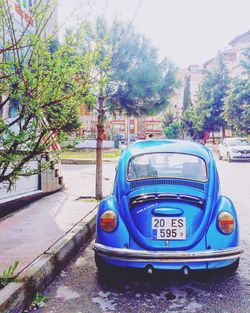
<box><xmin>94</xmin><ymin>140</ymin><xmax>242</xmax><ymax>271</ymax></box>
<box><xmin>218</xmin><ymin>137</ymin><xmax>250</xmax><ymax>161</ymax></box>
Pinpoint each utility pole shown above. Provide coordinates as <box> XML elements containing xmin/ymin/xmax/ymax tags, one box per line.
<box><xmin>96</xmin><ymin>89</ymin><xmax>105</xmax><ymax>200</ymax></box>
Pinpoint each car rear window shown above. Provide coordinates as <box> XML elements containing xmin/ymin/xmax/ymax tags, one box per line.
<box><xmin>127</xmin><ymin>153</ymin><xmax>207</xmax><ymax>182</ymax></box>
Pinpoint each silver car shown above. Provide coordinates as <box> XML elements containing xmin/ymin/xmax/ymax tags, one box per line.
<box><xmin>218</xmin><ymin>138</ymin><xmax>250</xmax><ymax>162</ymax></box>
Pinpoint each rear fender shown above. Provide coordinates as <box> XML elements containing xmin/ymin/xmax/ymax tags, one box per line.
<box><xmin>206</xmin><ymin>196</ymin><xmax>239</xmax><ymax>250</ymax></box>
<box><xmin>95</xmin><ymin>195</ymin><xmax>129</xmax><ymax>248</ymax></box>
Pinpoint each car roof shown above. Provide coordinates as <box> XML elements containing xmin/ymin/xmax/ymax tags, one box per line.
<box><xmin>123</xmin><ymin>139</ymin><xmax>211</xmax><ymax>161</ymax></box>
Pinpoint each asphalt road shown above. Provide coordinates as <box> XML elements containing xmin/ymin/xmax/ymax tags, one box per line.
<box><xmin>34</xmin><ymin>159</ymin><xmax>250</xmax><ymax>313</ymax></box>
<box><xmin>61</xmin><ymin>163</ymin><xmax>117</xmax><ymax>199</ymax></box>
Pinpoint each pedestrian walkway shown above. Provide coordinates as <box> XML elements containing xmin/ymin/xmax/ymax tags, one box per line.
<box><xmin>0</xmin><ymin>162</ymin><xmax>116</xmax><ymax>275</ymax></box>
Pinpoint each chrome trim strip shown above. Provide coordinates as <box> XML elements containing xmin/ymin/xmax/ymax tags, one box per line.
<box><xmin>93</xmin><ymin>243</ymin><xmax>243</xmax><ymax>263</ymax></box>
<box><xmin>232</xmin><ymin>157</ymin><xmax>250</xmax><ymax>160</ymax></box>
<box><xmin>130</xmin><ymin>193</ymin><xmax>204</xmax><ymax>207</ymax></box>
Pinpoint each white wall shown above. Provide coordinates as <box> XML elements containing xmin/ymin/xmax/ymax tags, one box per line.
<box><xmin>0</xmin><ymin>161</ymin><xmax>39</xmax><ymax>200</ymax></box>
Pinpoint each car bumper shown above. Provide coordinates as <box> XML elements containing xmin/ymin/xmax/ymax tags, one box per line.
<box><xmin>231</xmin><ymin>156</ymin><xmax>250</xmax><ymax>160</ymax></box>
<box><xmin>230</xmin><ymin>152</ymin><xmax>250</xmax><ymax>160</ymax></box>
<box><xmin>93</xmin><ymin>243</ymin><xmax>243</xmax><ymax>263</ymax></box>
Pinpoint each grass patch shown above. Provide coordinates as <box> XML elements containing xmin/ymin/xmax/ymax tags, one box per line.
<box><xmin>0</xmin><ymin>260</ymin><xmax>19</xmax><ymax>288</ymax></box>
<box><xmin>27</xmin><ymin>292</ymin><xmax>48</xmax><ymax>310</ymax></box>
<box><xmin>76</xmin><ymin>196</ymin><xmax>99</xmax><ymax>203</ymax></box>
<box><xmin>61</xmin><ymin>149</ymin><xmax>121</xmax><ymax>160</ymax></box>
<box><xmin>81</xmin><ymin>198</ymin><xmax>99</xmax><ymax>203</ymax></box>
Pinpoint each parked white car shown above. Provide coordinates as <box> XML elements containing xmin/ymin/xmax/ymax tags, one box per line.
<box><xmin>218</xmin><ymin>138</ymin><xmax>250</xmax><ymax>162</ymax></box>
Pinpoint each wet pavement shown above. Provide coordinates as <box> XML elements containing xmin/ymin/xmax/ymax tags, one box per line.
<box><xmin>33</xmin><ymin>159</ymin><xmax>250</xmax><ymax>313</ymax></box>
<box><xmin>35</xmin><ymin>239</ymin><xmax>250</xmax><ymax>313</ymax></box>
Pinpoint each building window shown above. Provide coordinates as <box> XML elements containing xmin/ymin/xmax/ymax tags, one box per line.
<box><xmin>8</xmin><ymin>98</ymin><xmax>20</xmax><ymax>118</ymax></box>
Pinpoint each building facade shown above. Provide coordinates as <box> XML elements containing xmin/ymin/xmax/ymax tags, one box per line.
<box><xmin>171</xmin><ymin>65</ymin><xmax>203</xmax><ymax>119</ymax></box>
<box><xmin>203</xmin><ymin>30</ymin><xmax>250</xmax><ymax>75</ymax></box>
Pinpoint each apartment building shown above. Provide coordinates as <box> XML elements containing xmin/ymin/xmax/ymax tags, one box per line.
<box><xmin>107</xmin><ymin>114</ymin><xmax>165</xmax><ymax>141</ymax></box>
<box><xmin>227</xmin><ymin>30</ymin><xmax>250</xmax><ymax>78</ymax></box>
<box><xmin>175</xmin><ymin>29</ymin><xmax>250</xmax><ymax>113</ymax></box>
<box><xmin>171</xmin><ymin>65</ymin><xmax>203</xmax><ymax>119</ymax></box>
<box><xmin>203</xmin><ymin>30</ymin><xmax>250</xmax><ymax>75</ymax></box>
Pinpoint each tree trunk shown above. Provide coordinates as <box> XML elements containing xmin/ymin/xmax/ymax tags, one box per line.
<box><xmin>127</xmin><ymin>116</ymin><xmax>130</xmax><ymax>146</ymax></box>
<box><xmin>95</xmin><ymin>95</ymin><xmax>105</xmax><ymax>200</ymax></box>
<box><xmin>222</xmin><ymin>126</ymin><xmax>226</xmax><ymax>139</ymax></box>
<box><xmin>212</xmin><ymin>131</ymin><xmax>215</xmax><ymax>145</ymax></box>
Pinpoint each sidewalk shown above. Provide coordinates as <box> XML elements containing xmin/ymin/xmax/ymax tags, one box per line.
<box><xmin>0</xmin><ymin>162</ymin><xmax>116</xmax><ymax>275</ymax></box>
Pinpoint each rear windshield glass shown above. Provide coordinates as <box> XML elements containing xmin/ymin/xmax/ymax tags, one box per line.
<box><xmin>127</xmin><ymin>153</ymin><xmax>207</xmax><ymax>182</ymax></box>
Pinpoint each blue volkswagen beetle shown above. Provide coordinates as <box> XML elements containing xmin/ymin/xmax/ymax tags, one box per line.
<box><xmin>94</xmin><ymin>140</ymin><xmax>242</xmax><ymax>274</ymax></box>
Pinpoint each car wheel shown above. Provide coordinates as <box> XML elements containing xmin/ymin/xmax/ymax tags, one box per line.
<box><xmin>95</xmin><ymin>254</ymin><xmax>113</xmax><ymax>274</ymax></box>
<box><xmin>222</xmin><ymin>259</ymin><xmax>239</xmax><ymax>275</ymax></box>
<box><xmin>227</xmin><ymin>153</ymin><xmax>232</xmax><ymax>162</ymax></box>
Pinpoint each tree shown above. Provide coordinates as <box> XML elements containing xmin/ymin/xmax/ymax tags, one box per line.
<box><xmin>0</xmin><ymin>0</ymin><xmax>93</xmax><ymax>189</ymax></box>
<box><xmin>162</xmin><ymin>110</ymin><xmax>175</xmax><ymax>128</ymax></box>
<box><xmin>181</xmin><ymin>104</ymin><xmax>205</xmax><ymax>140</ymax></box>
<box><xmin>164</xmin><ymin>121</ymin><xmax>181</xmax><ymax>139</ymax></box>
<box><xmin>224</xmin><ymin>48</ymin><xmax>250</xmax><ymax>134</ymax></box>
<box><xmin>194</xmin><ymin>53</ymin><xmax>230</xmax><ymax>143</ymax></box>
<box><xmin>162</xmin><ymin>110</ymin><xmax>182</xmax><ymax>139</ymax></box>
<box><xmin>74</xmin><ymin>18</ymin><xmax>178</xmax><ymax>199</ymax></box>
<box><xmin>181</xmin><ymin>75</ymin><xmax>193</xmax><ymax>138</ymax></box>
<box><xmin>182</xmin><ymin>75</ymin><xmax>192</xmax><ymax>112</ymax></box>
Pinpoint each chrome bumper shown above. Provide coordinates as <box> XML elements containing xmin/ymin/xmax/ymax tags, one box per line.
<box><xmin>231</xmin><ymin>154</ymin><xmax>250</xmax><ymax>160</ymax></box>
<box><xmin>93</xmin><ymin>243</ymin><xmax>243</xmax><ymax>263</ymax></box>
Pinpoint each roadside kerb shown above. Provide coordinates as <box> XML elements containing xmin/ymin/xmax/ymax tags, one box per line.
<box><xmin>61</xmin><ymin>158</ymin><xmax>117</xmax><ymax>165</ymax></box>
<box><xmin>0</xmin><ymin>206</ymin><xmax>98</xmax><ymax>313</ymax></box>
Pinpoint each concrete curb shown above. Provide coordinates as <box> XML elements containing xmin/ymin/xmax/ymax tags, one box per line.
<box><xmin>0</xmin><ymin>207</ymin><xmax>97</xmax><ymax>313</ymax></box>
<box><xmin>61</xmin><ymin>159</ymin><xmax>96</xmax><ymax>165</ymax></box>
<box><xmin>61</xmin><ymin>158</ymin><xmax>117</xmax><ymax>165</ymax></box>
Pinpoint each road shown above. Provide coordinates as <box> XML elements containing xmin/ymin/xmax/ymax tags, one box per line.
<box><xmin>61</xmin><ymin>163</ymin><xmax>116</xmax><ymax>199</ymax></box>
<box><xmin>34</xmin><ymin>160</ymin><xmax>250</xmax><ymax>313</ymax></box>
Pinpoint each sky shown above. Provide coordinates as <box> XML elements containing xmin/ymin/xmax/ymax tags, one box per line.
<box><xmin>58</xmin><ymin>0</ymin><xmax>250</xmax><ymax>68</ymax></box>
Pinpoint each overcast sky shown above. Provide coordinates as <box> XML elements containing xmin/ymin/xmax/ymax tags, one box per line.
<box><xmin>58</xmin><ymin>0</ymin><xmax>250</xmax><ymax>68</ymax></box>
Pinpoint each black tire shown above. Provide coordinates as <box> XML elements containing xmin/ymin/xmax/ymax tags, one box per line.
<box><xmin>227</xmin><ymin>153</ymin><xmax>232</xmax><ymax>162</ymax></box>
<box><xmin>95</xmin><ymin>254</ymin><xmax>113</xmax><ymax>274</ymax></box>
<box><xmin>222</xmin><ymin>259</ymin><xmax>239</xmax><ymax>275</ymax></box>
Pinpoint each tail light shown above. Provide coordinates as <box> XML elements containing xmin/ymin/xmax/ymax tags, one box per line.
<box><xmin>217</xmin><ymin>212</ymin><xmax>235</xmax><ymax>234</ymax></box>
<box><xmin>100</xmin><ymin>210</ymin><xmax>117</xmax><ymax>232</ymax></box>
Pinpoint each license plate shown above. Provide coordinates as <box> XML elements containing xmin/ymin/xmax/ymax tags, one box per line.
<box><xmin>152</xmin><ymin>217</ymin><xmax>186</xmax><ymax>240</ymax></box>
